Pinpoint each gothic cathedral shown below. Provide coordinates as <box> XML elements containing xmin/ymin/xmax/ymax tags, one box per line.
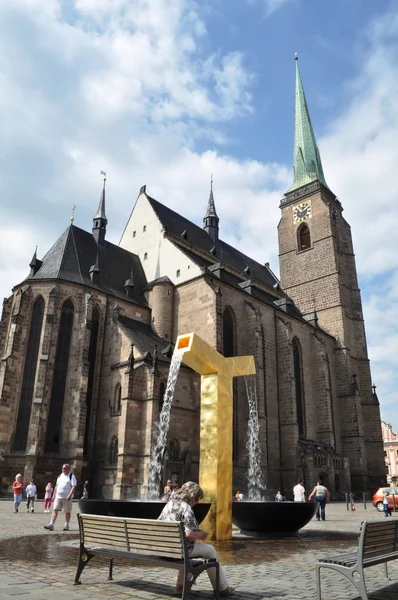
<box><xmin>0</xmin><ymin>60</ymin><xmax>385</xmax><ymax>498</ymax></box>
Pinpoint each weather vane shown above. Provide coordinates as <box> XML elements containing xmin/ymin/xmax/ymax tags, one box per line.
<box><xmin>71</xmin><ymin>204</ymin><xmax>76</xmax><ymax>224</ymax></box>
<box><xmin>295</xmin><ymin>52</ymin><xmax>299</xmax><ymax>61</ymax></box>
<box><xmin>100</xmin><ymin>169</ymin><xmax>107</xmax><ymax>183</ymax></box>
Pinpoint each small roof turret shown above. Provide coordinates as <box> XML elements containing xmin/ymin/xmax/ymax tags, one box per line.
<box><xmin>203</xmin><ymin>175</ymin><xmax>219</xmax><ymax>243</ymax></box>
<box><xmin>29</xmin><ymin>247</ymin><xmax>42</xmax><ymax>277</ymax></box>
<box><xmin>93</xmin><ymin>172</ymin><xmax>108</xmax><ymax>245</ymax></box>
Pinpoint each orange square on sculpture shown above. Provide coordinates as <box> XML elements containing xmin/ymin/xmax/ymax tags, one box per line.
<box><xmin>177</xmin><ymin>336</ymin><xmax>191</xmax><ymax>349</ymax></box>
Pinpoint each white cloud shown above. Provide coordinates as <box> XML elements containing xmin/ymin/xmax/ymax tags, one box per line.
<box><xmin>264</xmin><ymin>0</ymin><xmax>293</xmax><ymax>16</ymax></box>
<box><xmin>245</xmin><ymin>0</ymin><xmax>294</xmax><ymax>17</ymax></box>
<box><xmin>0</xmin><ymin>0</ymin><xmax>397</xmax><ymax>434</ymax></box>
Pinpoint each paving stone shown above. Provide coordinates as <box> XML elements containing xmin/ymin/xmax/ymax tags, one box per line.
<box><xmin>1</xmin><ymin>501</ymin><xmax>398</xmax><ymax>599</ymax></box>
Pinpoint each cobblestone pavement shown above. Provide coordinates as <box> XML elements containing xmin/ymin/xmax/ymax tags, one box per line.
<box><xmin>1</xmin><ymin>500</ymin><xmax>398</xmax><ymax>599</ymax></box>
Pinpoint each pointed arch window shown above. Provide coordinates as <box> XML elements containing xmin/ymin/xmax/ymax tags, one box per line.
<box><xmin>292</xmin><ymin>337</ymin><xmax>305</xmax><ymax>437</ymax></box>
<box><xmin>298</xmin><ymin>224</ymin><xmax>311</xmax><ymax>251</ymax></box>
<box><xmin>45</xmin><ymin>299</ymin><xmax>74</xmax><ymax>453</ymax></box>
<box><xmin>325</xmin><ymin>354</ymin><xmax>336</xmax><ymax>449</ymax></box>
<box><xmin>111</xmin><ymin>383</ymin><xmax>122</xmax><ymax>416</ymax></box>
<box><xmin>223</xmin><ymin>306</ymin><xmax>235</xmax><ymax>358</ymax></box>
<box><xmin>223</xmin><ymin>306</ymin><xmax>238</xmax><ymax>460</ymax></box>
<box><xmin>83</xmin><ymin>307</ymin><xmax>100</xmax><ymax>456</ymax></box>
<box><xmin>109</xmin><ymin>437</ymin><xmax>118</xmax><ymax>466</ymax></box>
<box><xmin>13</xmin><ymin>296</ymin><xmax>45</xmax><ymax>452</ymax></box>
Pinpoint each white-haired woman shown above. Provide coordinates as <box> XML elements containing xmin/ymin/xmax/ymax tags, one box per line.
<box><xmin>158</xmin><ymin>481</ymin><xmax>235</xmax><ymax>597</ymax></box>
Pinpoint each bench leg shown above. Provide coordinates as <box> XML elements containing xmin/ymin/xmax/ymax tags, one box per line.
<box><xmin>316</xmin><ymin>564</ymin><xmax>368</xmax><ymax>600</ymax></box>
<box><xmin>181</xmin><ymin>569</ymin><xmax>194</xmax><ymax>600</ymax></box>
<box><xmin>74</xmin><ymin>546</ymin><xmax>94</xmax><ymax>584</ymax></box>
<box><xmin>315</xmin><ymin>564</ymin><xmax>322</xmax><ymax>600</ymax></box>
<box><xmin>214</xmin><ymin>562</ymin><xmax>220</xmax><ymax>600</ymax></box>
<box><xmin>351</xmin><ymin>570</ymin><xmax>368</xmax><ymax>600</ymax></box>
<box><xmin>108</xmin><ymin>559</ymin><xmax>114</xmax><ymax>580</ymax></box>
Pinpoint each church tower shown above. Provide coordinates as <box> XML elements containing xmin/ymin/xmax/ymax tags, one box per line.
<box><xmin>278</xmin><ymin>57</ymin><xmax>385</xmax><ymax>492</ymax></box>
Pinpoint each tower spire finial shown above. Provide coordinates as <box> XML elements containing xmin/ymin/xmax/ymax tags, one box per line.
<box><xmin>203</xmin><ymin>175</ymin><xmax>219</xmax><ymax>243</ymax></box>
<box><xmin>92</xmin><ymin>171</ymin><xmax>108</xmax><ymax>245</ymax></box>
<box><xmin>287</xmin><ymin>58</ymin><xmax>329</xmax><ymax>193</ymax></box>
<box><xmin>71</xmin><ymin>204</ymin><xmax>76</xmax><ymax>224</ymax></box>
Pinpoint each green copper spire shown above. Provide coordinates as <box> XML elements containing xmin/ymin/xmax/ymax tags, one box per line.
<box><xmin>288</xmin><ymin>55</ymin><xmax>328</xmax><ymax>193</ymax></box>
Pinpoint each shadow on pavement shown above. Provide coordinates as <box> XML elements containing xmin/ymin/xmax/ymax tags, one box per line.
<box><xmin>368</xmin><ymin>583</ymin><xmax>398</xmax><ymax>598</ymax></box>
<box><xmin>117</xmin><ymin>579</ymin><xmax>288</xmax><ymax>598</ymax></box>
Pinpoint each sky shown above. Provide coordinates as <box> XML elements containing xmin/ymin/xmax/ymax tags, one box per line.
<box><xmin>1</xmin><ymin>0</ymin><xmax>397</xmax><ymax>431</ymax></box>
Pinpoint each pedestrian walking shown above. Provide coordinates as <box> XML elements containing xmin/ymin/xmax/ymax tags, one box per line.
<box><xmin>308</xmin><ymin>480</ymin><xmax>330</xmax><ymax>521</ymax></box>
<box><xmin>44</xmin><ymin>464</ymin><xmax>77</xmax><ymax>531</ymax></box>
<box><xmin>293</xmin><ymin>479</ymin><xmax>306</xmax><ymax>502</ymax></box>
<box><xmin>25</xmin><ymin>479</ymin><xmax>37</xmax><ymax>513</ymax></box>
<box><xmin>44</xmin><ymin>482</ymin><xmax>53</xmax><ymax>513</ymax></box>
<box><xmin>383</xmin><ymin>492</ymin><xmax>392</xmax><ymax>517</ymax></box>
<box><xmin>81</xmin><ymin>480</ymin><xmax>89</xmax><ymax>500</ymax></box>
<box><xmin>12</xmin><ymin>474</ymin><xmax>24</xmax><ymax>513</ymax></box>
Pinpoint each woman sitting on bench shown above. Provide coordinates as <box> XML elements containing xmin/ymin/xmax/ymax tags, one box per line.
<box><xmin>158</xmin><ymin>481</ymin><xmax>235</xmax><ymax>597</ymax></box>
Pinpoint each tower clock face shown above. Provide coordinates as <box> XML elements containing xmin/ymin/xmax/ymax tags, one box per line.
<box><xmin>293</xmin><ymin>201</ymin><xmax>312</xmax><ymax>224</ymax></box>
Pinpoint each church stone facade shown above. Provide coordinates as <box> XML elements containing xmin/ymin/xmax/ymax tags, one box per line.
<box><xmin>0</xmin><ymin>61</ymin><xmax>386</xmax><ymax>499</ymax></box>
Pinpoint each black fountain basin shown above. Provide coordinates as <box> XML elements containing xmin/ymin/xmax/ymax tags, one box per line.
<box><xmin>78</xmin><ymin>499</ymin><xmax>211</xmax><ymax>525</ymax></box>
<box><xmin>232</xmin><ymin>501</ymin><xmax>317</xmax><ymax>534</ymax></box>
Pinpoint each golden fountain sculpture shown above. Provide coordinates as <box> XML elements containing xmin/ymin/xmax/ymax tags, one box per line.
<box><xmin>175</xmin><ymin>332</ymin><xmax>256</xmax><ymax>541</ymax></box>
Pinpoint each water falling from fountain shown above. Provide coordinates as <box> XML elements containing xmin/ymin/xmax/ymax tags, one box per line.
<box><xmin>147</xmin><ymin>352</ymin><xmax>183</xmax><ymax>499</ymax></box>
<box><xmin>244</xmin><ymin>374</ymin><xmax>265</xmax><ymax>501</ymax></box>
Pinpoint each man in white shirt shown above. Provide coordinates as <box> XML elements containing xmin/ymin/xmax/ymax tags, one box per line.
<box><xmin>293</xmin><ymin>479</ymin><xmax>305</xmax><ymax>502</ymax></box>
<box><xmin>44</xmin><ymin>464</ymin><xmax>77</xmax><ymax>531</ymax></box>
<box><xmin>25</xmin><ymin>479</ymin><xmax>37</xmax><ymax>513</ymax></box>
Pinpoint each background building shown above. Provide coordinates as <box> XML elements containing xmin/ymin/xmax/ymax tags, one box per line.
<box><xmin>382</xmin><ymin>421</ymin><xmax>398</xmax><ymax>484</ymax></box>
<box><xmin>0</xmin><ymin>62</ymin><xmax>386</xmax><ymax>499</ymax></box>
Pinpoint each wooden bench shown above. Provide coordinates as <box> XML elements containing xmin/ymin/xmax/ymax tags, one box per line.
<box><xmin>316</xmin><ymin>519</ymin><xmax>398</xmax><ymax>600</ymax></box>
<box><xmin>74</xmin><ymin>513</ymin><xmax>220</xmax><ymax>600</ymax></box>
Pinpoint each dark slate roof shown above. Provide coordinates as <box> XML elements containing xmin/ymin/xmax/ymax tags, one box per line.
<box><xmin>298</xmin><ymin>439</ymin><xmax>337</xmax><ymax>455</ymax></box>
<box><xmin>118</xmin><ymin>315</ymin><xmax>171</xmax><ymax>363</ymax></box>
<box><xmin>26</xmin><ymin>225</ymin><xmax>147</xmax><ymax>306</ymax></box>
<box><xmin>143</xmin><ymin>275</ymin><xmax>173</xmax><ymax>292</ymax></box>
<box><xmin>146</xmin><ymin>194</ymin><xmax>279</xmax><ymax>289</ymax></box>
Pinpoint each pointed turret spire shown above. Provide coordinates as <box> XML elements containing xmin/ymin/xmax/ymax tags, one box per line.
<box><xmin>288</xmin><ymin>55</ymin><xmax>328</xmax><ymax>193</ymax></box>
<box><xmin>89</xmin><ymin>253</ymin><xmax>100</xmax><ymax>283</ymax></box>
<box><xmin>93</xmin><ymin>172</ymin><xmax>108</xmax><ymax>245</ymax></box>
<box><xmin>124</xmin><ymin>263</ymin><xmax>135</xmax><ymax>297</ymax></box>
<box><xmin>29</xmin><ymin>247</ymin><xmax>42</xmax><ymax>277</ymax></box>
<box><xmin>203</xmin><ymin>174</ymin><xmax>219</xmax><ymax>243</ymax></box>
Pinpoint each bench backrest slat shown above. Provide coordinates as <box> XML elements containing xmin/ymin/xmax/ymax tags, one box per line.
<box><xmin>79</xmin><ymin>514</ymin><xmax>186</xmax><ymax>561</ymax></box>
<box><xmin>125</xmin><ymin>520</ymin><xmax>184</xmax><ymax>559</ymax></box>
<box><xmin>359</xmin><ymin>520</ymin><xmax>398</xmax><ymax>561</ymax></box>
<box><xmin>81</xmin><ymin>516</ymin><xmax>128</xmax><ymax>550</ymax></box>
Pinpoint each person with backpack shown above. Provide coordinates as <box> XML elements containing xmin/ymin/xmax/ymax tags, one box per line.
<box><xmin>44</xmin><ymin>464</ymin><xmax>77</xmax><ymax>531</ymax></box>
